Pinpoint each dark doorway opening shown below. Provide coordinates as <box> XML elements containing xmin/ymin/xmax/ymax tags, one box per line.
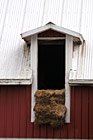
<box><xmin>38</xmin><ymin>40</ymin><xmax>65</xmax><ymax>90</ymax></box>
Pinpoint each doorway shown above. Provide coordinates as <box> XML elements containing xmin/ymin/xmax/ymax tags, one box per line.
<box><xmin>38</xmin><ymin>40</ymin><xmax>65</xmax><ymax>90</ymax></box>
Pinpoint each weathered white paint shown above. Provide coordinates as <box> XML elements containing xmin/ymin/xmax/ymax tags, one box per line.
<box><xmin>65</xmin><ymin>35</ymin><xmax>73</xmax><ymax>123</ymax></box>
<box><xmin>0</xmin><ymin>79</ymin><xmax>32</xmax><ymax>85</ymax></box>
<box><xmin>69</xmin><ymin>71</ymin><xmax>77</xmax><ymax>80</ymax></box>
<box><xmin>72</xmin><ymin>45</ymin><xmax>79</xmax><ymax>71</ymax></box>
<box><xmin>31</xmin><ymin>35</ymin><xmax>38</xmax><ymax>122</ymax></box>
<box><xmin>38</xmin><ymin>37</ymin><xmax>66</xmax><ymax>40</ymax></box>
<box><xmin>0</xmin><ymin>68</ymin><xmax>32</xmax><ymax>85</ymax></box>
<box><xmin>21</xmin><ymin>22</ymin><xmax>84</xmax><ymax>42</ymax></box>
<box><xmin>69</xmin><ymin>45</ymin><xmax>79</xmax><ymax>81</ymax></box>
<box><xmin>69</xmin><ymin>79</ymin><xmax>93</xmax><ymax>85</ymax></box>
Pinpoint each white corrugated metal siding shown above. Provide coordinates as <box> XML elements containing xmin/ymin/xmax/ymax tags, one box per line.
<box><xmin>0</xmin><ymin>0</ymin><xmax>93</xmax><ymax>80</ymax></box>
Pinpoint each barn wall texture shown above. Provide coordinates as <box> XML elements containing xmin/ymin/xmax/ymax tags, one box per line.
<box><xmin>0</xmin><ymin>85</ymin><xmax>93</xmax><ymax>139</ymax></box>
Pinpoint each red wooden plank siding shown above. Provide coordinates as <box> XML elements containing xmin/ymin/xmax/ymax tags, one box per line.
<box><xmin>6</xmin><ymin>86</ymin><xmax>13</xmax><ymax>137</ymax></box>
<box><xmin>12</xmin><ymin>86</ymin><xmax>20</xmax><ymax>137</ymax></box>
<box><xmin>67</xmin><ymin>86</ymin><xmax>75</xmax><ymax>138</ymax></box>
<box><xmin>74</xmin><ymin>87</ymin><xmax>82</xmax><ymax>138</ymax></box>
<box><xmin>82</xmin><ymin>87</ymin><xmax>88</xmax><ymax>139</ymax></box>
<box><xmin>19</xmin><ymin>86</ymin><xmax>27</xmax><ymax>137</ymax></box>
<box><xmin>53</xmin><ymin>127</ymin><xmax>60</xmax><ymax>138</ymax></box>
<box><xmin>62</xmin><ymin>124</ymin><xmax>68</xmax><ymax>139</ymax></box>
<box><xmin>0</xmin><ymin>85</ymin><xmax>93</xmax><ymax>138</ymax></box>
<box><xmin>46</xmin><ymin>125</ymin><xmax>54</xmax><ymax>138</ymax></box>
<box><xmin>4</xmin><ymin>87</ymin><xmax>7</xmax><ymax>138</ymax></box>
<box><xmin>0</xmin><ymin>86</ymin><xmax>7</xmax><ymax>137</ymax></box>
<box><xmin>89</xmin><ymin>87</ymin><xmax>93</xmax><ymax>139</ymax></box>
<box><xmin>26</xmin><ymin>85</ymin><xmax>34</xmax><ymax>138</ymax></box>
<box><xmin>39</xmin><ymin>125</ymin><xmax>46</xmax><ymax>138</ymax></box>
<box><xmin>33</xmin><ymin>123</ymin><xmax>40</xmax><ymax>138</ymax></box>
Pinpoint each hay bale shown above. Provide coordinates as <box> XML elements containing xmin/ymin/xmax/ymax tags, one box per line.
<box><xmin>34</xmin><ymin>89</ymin><xmax>66</xmax><ymax>127</ymax></box>
<box><xmin>35</xmin><ymin>89</ymin><xmax>65</xmax><ymax>105</ymax></box>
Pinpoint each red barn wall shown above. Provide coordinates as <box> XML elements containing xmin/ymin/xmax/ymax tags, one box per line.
<box><xmin>0</xmin><ymin>85</ymin><xmax>93</xmax><ymax>139</ymax></box>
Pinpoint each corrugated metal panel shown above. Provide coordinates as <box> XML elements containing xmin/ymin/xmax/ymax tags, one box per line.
<box><xmin>0</xmin><ymin>0</ymin><xmax>93</xmax><ymax>79</ymax></box>
<box><xmin>0</xmin><ymin>85</ymin><xmax>93</xmax><ymax>138</ymax></box>
<box><xmin>0</xmin><ymin>0</ymin><xmax>30</xmax><ymax>79</ymax></box>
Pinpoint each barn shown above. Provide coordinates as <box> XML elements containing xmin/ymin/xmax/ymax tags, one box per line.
<box><xmin>0</xmin><ymin>0</ymin><xmax>93</xmax><ymax>139</ymax></box>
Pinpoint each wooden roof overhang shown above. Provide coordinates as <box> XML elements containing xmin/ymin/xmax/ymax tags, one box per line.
<box><xmin>21</xmin><ymin>22</ymin><xmax>84</xmax><ymax>44</ymax></box>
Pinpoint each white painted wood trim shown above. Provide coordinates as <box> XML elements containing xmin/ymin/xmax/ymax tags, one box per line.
<box><xmin>21</xmin><ymin>22</ymin><xmax>84</xmax><ymax>42</ymax></box>
<box><xmin>38</xmin><ymin>37</ymin><xmax>66</xmax><ymax>40</ymax></box>
<box><xmin>69</xmin><ymin>79</ymin><xmax>93</xmax><ymax>85</ymax></box>
<box><xmin>51</xmin><ymin>24</ymin><xmax>84</xmax><ymax>41</ymax></box>
<box><xmin>21</xmin><ymin>24</ymin><xmax>51</xmax><ymax>39</ymax></box>
<box><xmin>0</xmin><ymin>79</ymin><xmax>32</xmax><ymax>85</ymax></box>
<box><xmin>31</xmin><ymin>35</ymin><xmax>38</xmax><ymax>122</ymax></box>
<box><xmin>65</xmin><ymin>35</ymin><xmax>73</xmax><ymax>123</ymax></box>
<box><xmin>31</xmin><ymin>35</ymin><xmax>73</xmax><ymax>123</ymax></box>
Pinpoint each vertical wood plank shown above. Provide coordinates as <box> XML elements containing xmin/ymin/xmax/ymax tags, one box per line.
<box><xmin>19</xmin><ymin>86</ymin><xmax>27</xmax><ymax>137</ymax></box>
<box><xmin>33</xmin><ymin>123</ymin><xmax>40</xmax><ymax>138</ymax></box>
<box><xmin>67</xmin><ymin>86</ymin><xmax>75</xmax><ymax>138</ymax></box>
<box><xmin>65</xmin><ymin>35</ymin><xmax>73</xmax><ymax>123</ymax></box>
<box><xmin>62</xmin><ymin>124</ymin><xmax>68</xmax><ymax>139</ymax></box>
<box><xmin>0</xmin><ymin>86</ymin><xmax>7</xmax><ymax>137</ymax></box>
<box><xmin>46</xmin><ymin>125</ymin><xmax>53</xmax><ymax>138</ymax></box>
<box><xmin>31</xmin><ymin>35</ymin><xmax>38</xmax><ymax>122</ymax></box>
<box><xmin>89</xmin><ymin>87</ymin><xmax>93</xmax><ymax>139</ymax></box>
<box><xmin>74</xmin><ymin>87</ymin><xmax>82</xmax><ymax>138</ymax></box>
<box><xmin>26</xmin><ymin>85</ymin><xmax>34</xmax><ymax>138</ymax></box>
<box><xmin>53</xmin><ymin>127</ymin><xmax>60</xmax><ymax>138</ymax></box>
<box><xmin>6</xmin><ymin>86</ymin><xmax>13</xmax><ymax>137</ymax></box>
<box><xmin>39</xmin><ymin>125</ymin><xmax>46</xmax><ymax>138</ymax></box>
<box><xmin>4</xmin><ymin>86</ymin><xmax>7</xmax><ymax>138</ymax></box>
<box><xmin>82</xmin><ymin>86</ymin><xmax>88</xmax><ymax>139</ymax></box>
<box><xmin>12</xmin><ymin>86</ymin><xmax>20</xmax><ymax>137</ymax></box>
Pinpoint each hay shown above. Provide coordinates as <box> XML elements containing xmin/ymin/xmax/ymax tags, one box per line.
<box><xmin>34</xmin><ymin>89</ymin><xmax>67</xmax><ymax>127</ymax></box>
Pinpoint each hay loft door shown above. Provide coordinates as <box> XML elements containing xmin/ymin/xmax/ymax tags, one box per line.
<box><xmin>38</xmin><ymin>40</ymin><xmax>65</xmax><ymax>90</ymax></box>
<box><xmin>21</xmin><ymin>22</ymin><xmax>83</xmax><ymax>124</ymax></box>
<box><xmin>31</xmin><ymin>34</ymin><xmax>73</xmax><ymax>123</ymax></box>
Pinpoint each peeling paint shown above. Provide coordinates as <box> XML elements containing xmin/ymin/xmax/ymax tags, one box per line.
<box><xmin>19</xmin><ymin>42</ymin><xmax>31</xmax><ymax>80</ymax></box>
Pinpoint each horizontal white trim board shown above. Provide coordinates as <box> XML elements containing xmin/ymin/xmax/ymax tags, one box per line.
<box><xmin>0</xmin><ymin>79</ymin><xmax>32</xmax><ymax>85</ymax></box>
<box><xmin>38</xmin><ymin>37</ymin><xmax>66</xmax><ymax>40</ymax></box>
<box><xmin>69</xmin><ymin>79</ymin><xmax>93</xmax><ymax>85</ymax></box>
<box><xmin>0</xmin><ymin>138</ymin><xmax>91</xmax><ymax>140</ymax></box>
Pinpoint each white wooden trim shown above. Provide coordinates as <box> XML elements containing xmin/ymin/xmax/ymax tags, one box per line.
<box><xmin>69</xmin><ymin>79</ymin><xmax>93</xmax><ymax>85</ymax></box>
<box><xmin>0</xmin><ymin>79</ymin><xmax>32</xmax><ymax>85</ymax></box>
<box><xmin>31</xmin><ymin>35</ymin><xmax>73</xmax><ymax>123</ymax></box>
<box><xmin>31</xmin><ymin>35</ymin><xmax>38</xmax><ymax>122</ymax></box>
<box><xmin>38</xmin><ymin>37</ymin><xmax>66</xmax><ymax>40</ymax></box>
<box><xmin>65</xmin><ymin>35</ymin><xmax>73</xmax><ymax>123</ymax></box>
<box><xmin>0</xmin><ymin>70</ymin><xmax>32</xmax><ymax>85</ymax></box>
<box><xmin>0</xmin><ymin>138</ymin><xmax>91</xmax><ymax>140</ymax></box>
<box><xmin>21</xmin><ymin>22</ymin><xmax>84</xmax><ymax>42</ymax></box>
<box><xmin>21</xmin><ymin>24</ymin><xmax>51</xmax><ymax>40</ymax></box>
<box><xmin>51</xmin><ymin>24</ymin><xmax>84</xmax><ymax>41</ymax></box>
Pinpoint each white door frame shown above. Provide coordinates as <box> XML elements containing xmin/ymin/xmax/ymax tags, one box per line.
<box><xmin>31</xmin><ymin>35</ymin><xmax>73</xmax><ymax>123</ymax></box>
